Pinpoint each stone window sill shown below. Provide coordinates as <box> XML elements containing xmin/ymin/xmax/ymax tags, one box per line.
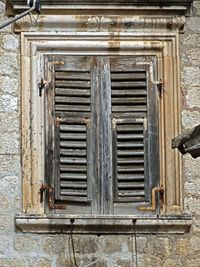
<box><xmin>15</xmin><ymin>214</ymin><xmax>192</xmax><ymax>234</ymax></box>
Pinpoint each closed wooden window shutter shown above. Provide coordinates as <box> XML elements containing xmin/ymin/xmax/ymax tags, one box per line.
<box><xmin>45</xmin><ymin>56</ymin><xmax>159</xmax><ymax>214</ymax></box>
<box><xmin>52</xmin><ymin>57</ymin><xmax>93</xmax><ymax>206</ymax></box>
<box><xmin>110</xmin><ymin>58</ymin><xmax>159</xmax><ymax>212</ymax></box>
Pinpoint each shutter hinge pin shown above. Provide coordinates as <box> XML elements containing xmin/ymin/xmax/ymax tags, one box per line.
<box><xmin>156</xmin><ymin>79</ymin><xmax>165</xmax><ymax>97</ymax></box>
<box><xmin>38</xmin><ymin>78</ymin><xmax>48</xmax><ymax>97</ymax></box>
<box><xmin>138</xmin><ymin>186</ymin><xmax>164</xmax><ymax>211</ymax></box>
<box><xmin>39</xmin><ymin>183</ymin><xmax>66</xmax><ymax>210</ymax></box>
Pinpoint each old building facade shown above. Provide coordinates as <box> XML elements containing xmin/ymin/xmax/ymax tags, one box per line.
<box><xmin>0</xmin><ymin>0</ymin><xmax>200</xmax><ymax>266</ymax></box>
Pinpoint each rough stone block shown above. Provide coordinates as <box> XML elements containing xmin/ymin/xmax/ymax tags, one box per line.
<box><xmin>28</xmin><ymin>257</ymin><xmax>52</xmax><ymax>267</ymax></box>
<box><xmin>73</xmin><ymin>235</ymin><xmax>99</xmax><ymax>254</ymax></box>
<box><xmin>0</xmin><ymin>258</ymin><xmax>26</xmax><ymax>267</ymax></box>
<box><xmin>186</xmin><ymin>86</ymin><xmax>200</xmax><ymax>108</ymax></box>
<box><xmin>42</xmin><ymin>236</ymin><xmax>66</xmax><ymax>255</ymax></box>
<box><xmin>145</xmin><ymin>237</ymin><xmax>173</xmax><ymax>259</ymax></box>
<box><xmin>0</xmin><ymin>194</ymin><xmax>10</xmax><ymax>209</ymax></box>
<box><xmin>0</xmin><ymin>95</ymin><xmax>18</xmax><ymax>112</ymax></box>
<box><xmin>0</xmin><ymin>113</ymin><xmax>19</xmax><ymax>133</ymax></box>
<box><xmin>14</xmin><ymin>236</ymin><xmax>40</xmax><ymax>252</ymax></box>
<box><xmin>184</xmin><ymin>197</ymin><xmax>200</xmax><ymax>215</ymax></box>
<box><xmin>139</xmin><ymin>256</ymin><xmax>162</xmax><ymax>267</ymax></box>
<box><xmin>185</xmin><ymin>180</ymin><xmax>200</xmax><ymax>198</ymax></box>
<box><xmin>0</xmin><ymin>2</ymin><xmax>5</xmax><ymax>14</ymax></box>
<box><xmin>182</xmin><ymin>110</ymin><xmax>200</xmax><ymax>129</ymax></box>
<box><xmin>115</xmin><ymin>258</ymin><xmax>132</xmax><ymax>267</ymax></box>
<box><xmin>181</xmin><ymin>66</ymin><xmax>200</xmax><ymax>87</ymax></box>
<box><xmin>57</xmin><ymin>256</ymin><xmax>109</xmax><ymax>267</ymax></box>
<box><xmin>163</xmin><ymin>258</ymin><xmax>183</xmax><ymax>267</ymax></box>
<box><xmin>186</xmin><ymin>259</ymin><xmax>200</xmax><ymax>267</ymax></box>
<box><xmin>101</xmin><ymin>236</ymin><xmax>122</xmax><ymax>254</ymax></box>
<box><xmin>193</xmin><ymin>1</ymin><xmax>200</xmax><ymax>16</ymax></box>
<box><xmin>186</xmin><ymin>17</ymin><xmax>200</xmax><ymax>33</ymax></box>
<box><xmin>184</xmin><ymin>154</ymin><xmax>200</xmax><ymax>182</ymax></box>
<box><xmin>0</xmin><ymin>215</ymin><xmax>11</xmax><ymax>233</ymax></box>
<box><xmin>189</xmin><ymin>236</ymin><xmax>200</xmax><ymax>252</ymax></box>
<box><xmin>79</xmin><ymin>257</ymin><xmax>108</xmax><ymax>267</ymax></box>
<box><xmin>174</xmin><ymin>238</ymin><xmax>190</xmax><ymax>256</ymax></box>
<box><xmin>0</xmin><ymin>54</ymin><xmax>19</xmax><ymax>76</ymax></box>
<box><xmin>0</xmin><ymin>76</ymin><xmax>19</xmax><ymax>95</ymax></box>
<box><xmin>0</xmin><ymin>132</ymin><xmax>19</xmax><ymax>154</ymax></box>
<box><xmin>127</xmin><ymin>236</ymin><xmax>147</xmax><ymax>254</ymax></box>
<box><xmin>0</xmin><ymin>175</ymin><xmax>20</xmax><ymax>195</ymax></box>
<box><xmin>0</xmin><ymin>155</ymin><xmax>20</xmax><ymax>176</ymax></box>
<box><xmin>0</xmin><ymin>235</ymin><xmax>11</xmax><ymax>256</ymax></box>
<box><xmin>188</xmin><ymin>48</ymin><xmax>200</xmax><ymax>66</ymax></box>
<box><xmin>2</xmin><ymin>34</ymin><xmax>19</xmax><ymax>51</ymax></box>
<box><xmin>181</xmin><ymin>34</ymin><xmax>200</xmax><ymax>48</ymax></box>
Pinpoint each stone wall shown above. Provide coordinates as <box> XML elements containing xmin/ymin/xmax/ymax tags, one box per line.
<box><xmin>0</xmin><ymin>1</ymin><xmax>200</xmax><ymax>266</ymax></box>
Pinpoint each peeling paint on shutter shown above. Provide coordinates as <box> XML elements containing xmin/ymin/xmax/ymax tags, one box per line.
<box><xmin>55</xmin><ymin>70</ymin><xmax>91</xmax><ymax>115</ymax></box>
<box><xmin>53</xmin><ymin>58</ymin><xmax>91</xmax><ymax>203</ymax></box>
<box><xmin>113</xmin><ymin>119</ymin><xmax>147</xmax><ymax>202</ymax></box>
<box><xmin>111</xmin><ymin>67</ymin><xmax>148</xmax><ymax>203</ymax></box>
<box><xmin>55</xmin><ymin>118</ymin><xmax>90</xmax><ymax>202</ymax></box>
<box><xmin>111</xmin><ymin>70</ymin><xmax>147</xmax><ymax>116</ymax></box>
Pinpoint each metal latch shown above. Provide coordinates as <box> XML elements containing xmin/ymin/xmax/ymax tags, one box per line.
<box><xmin>138</xmin><ymin>186</ymin><xmax>164</xmax><ymax>211</ymax></box>
<box><xmin>39</xmin><ymin>183</ymin><xmax>66</xmax><ymax>210</ymax></box>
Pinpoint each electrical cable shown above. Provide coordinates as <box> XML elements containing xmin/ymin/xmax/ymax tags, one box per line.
<box><xmin>132</xmin><ymin>219</ymin><xmax>139</xmax><ymax>267</ymax></box>
<box><xmin>70</xmin><ymin>219</ymin><xmax>79</xmax><ymax>267</ymax></box>
<box><xmin>0</xmin><ymin>0</ymin><xmax>40</xmax><ymax>30</ymax></box>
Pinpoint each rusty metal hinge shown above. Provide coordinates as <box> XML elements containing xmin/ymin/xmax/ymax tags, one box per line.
<box><xmin>39</xmin><ymin>183</ymin><xmax>66</xmax><ymax>210</ymax></box>
<box><xmin>156</xmin><ymin>79</ymin><xmax>165</xmax><ymax>97</ymax></box>
<box><xmin>138</xmin><ymin>186</ymin><xmax>164</xmax><ymax>211</ymax></box>
<box><xmin>38</xmin><ymin>78</ymin><xmax>49</xmax><ymax>97</ymax></box>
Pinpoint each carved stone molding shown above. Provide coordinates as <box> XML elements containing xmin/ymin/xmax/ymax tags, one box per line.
<box><xmin>15</xmin><ymin>15</ymin><xmax>186</xmax><ymax>33</ymax></box>
<box><xmin>21</xmin><ymin>31</ymin><xmax>182</xmax><ymax>217</ymax></box>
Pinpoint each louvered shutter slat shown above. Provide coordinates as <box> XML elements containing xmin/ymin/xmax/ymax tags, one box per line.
<box><xmin>111</xmin><ymin>67</ymin><xmax>147</xmax><ymax>203</ymax></box>
<box><xmin>57</xmin><ymin>121</ymin><xmax>89</xmax><ymax>201</ymax></box>
<box><xmin>114</xmin><ymin>120</ymin><xmax>146</xmax><ymax>202</ymax></box>
<box><xmin>55</xmin><ymin>70</ymin><xmax>91</xmax><ymax>116</ymax></box>
<box><xmin>111</xmin><ymin>71</ymin><xmax>147</xmax><ymax>116</ymax></box>
<box><xmin>54</xmin><ymin>64</ymin><xmax>91</xmax><ymax>203</ymax></box>
<box><xmin>56</xmin><ymin>89</ymin><xmax>90</xmax><ymax>96</ymax></box>
<box><xmin>55</xmin><ymin>80</ymin><xmax>90</xmax><ymax>88</ymax></box>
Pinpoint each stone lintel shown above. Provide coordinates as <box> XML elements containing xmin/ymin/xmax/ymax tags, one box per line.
<box><xmin>7</xmin><ymin>0</ymin><xmax>192</xmax><ymax>16</ymax></box>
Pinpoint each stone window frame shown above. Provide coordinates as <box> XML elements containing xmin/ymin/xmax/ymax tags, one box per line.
<box><xmin>16</xmin><ymin>15</ymin><xmax>192</xmax><ymax>234</ymax></box>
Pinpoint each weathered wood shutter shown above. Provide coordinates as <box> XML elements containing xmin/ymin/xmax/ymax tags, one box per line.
<box><xmin>45</xmin><ymin>55</ymin><xmax>159</xmax><ymax>214</ymax></box>
<box><xmin>110</xmin><ymin>58</ymin><xmax>159</xmax><ymax>208</ymax></box>
<box><xmin>53</xmin><ymin>57</ymin><xmax>92</xmax><ymax>204</ymax></box>
<box><xmin>113</xmin><ymin>118</ymin><xmax>147</xmax><ymax>202</ymax></box>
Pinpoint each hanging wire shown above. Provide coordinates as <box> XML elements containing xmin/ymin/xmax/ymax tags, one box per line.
<box><xmin>70</xmin><ymin>219</ymin><xmax>79</xmax><ymax>267</ymax></box>
<box><xmin>132</xmin><ymin>219</ymin><xmax>139</xmax><ymax>267</ymax></box>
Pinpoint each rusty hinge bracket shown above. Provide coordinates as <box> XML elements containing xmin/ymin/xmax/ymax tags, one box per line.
<box><xmin>81</xmin><ymin>117</ymin><xmax>91</xmax><ymax>129</ymax></box>
<box><xmin>138</xmin><ymin>186</ymin><xmax>164</xmax><ymax>211</ymax></box>
<box><xmin>39</xmin><ymin>183</ymin><xmax>66</xmax><ymax>210</ymax></box>
<box><xmin>156</xmin><ymin>79</ymin><xmax>165</xmax><ymax>97</ymax></box>
<box><xmin>38</xmin><ymin>78</ymin><xmax>48</xmax><ymax>97</ymax></box>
